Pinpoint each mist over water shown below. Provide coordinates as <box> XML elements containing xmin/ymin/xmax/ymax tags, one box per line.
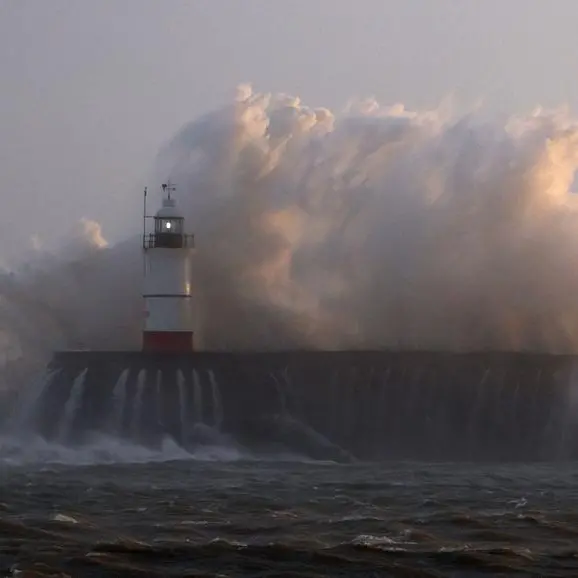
<box><xmin>0</xmin><ymin>434</ymin><xmax>229</xmax><ymax>467</ymax></box>
<box><xmin>3</xmin><ymin>85</ymin><xmax>578</xmax><ymax>381</ymax></box>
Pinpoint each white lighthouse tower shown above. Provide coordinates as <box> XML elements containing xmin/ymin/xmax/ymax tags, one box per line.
<box><xmin>142</xmin><ymin>183</ymin><xmax>196</xmax><ymax>352</ymax></box>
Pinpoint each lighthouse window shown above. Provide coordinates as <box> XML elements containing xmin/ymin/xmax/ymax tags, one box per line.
<box><xmin>155</xmin><ymin>218</ymin><xmax>183</xmax><ymax>234</ymax></box>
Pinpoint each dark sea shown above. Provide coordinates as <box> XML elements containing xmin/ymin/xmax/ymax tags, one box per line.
<box><xmin>2</xmin><ymin>439</ymin><xmax>578</xmax><ymax>577</ymax></box>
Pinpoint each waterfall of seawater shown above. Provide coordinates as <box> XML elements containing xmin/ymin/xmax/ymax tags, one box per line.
<box><xmin>155</xmin><ymin>370</ymin><xmax>163</xmax><ymax>431</ymax></box>
<box><xmin>467</xmin><ymin>368</ymin><xmax>491</xmax><ymax>440</ymax></box>
<box><xmin>57</xmin><ymin>368</ymin><xmax>88</xmax><ymax>444</ymax></box>
<box><xmin>7</xmin><ymin>369</ymin><xmax>58</xmax><ymax>434</ymax></box>
<box><xmin>109</xmin><ymin>368</ymin><xmax>129</xmax><ymax>437</ymax></box>
<box><xmin>192</xmin><ymin>370</ymin><xmax>203</xmax><ymax>425</ymax></box>
<box><xmin>281</xmin><ymin>368</ymin><xmax>301</xmax><ymax>418</ymax></box>
<box><xmin>8</xmin><ymin>352</ymin><xmax>578</xmax><ymax>462</ymax></box>
<box><xmin>271</xmin><ymin>372</ymin><xmax>287</xmax><ymax>417</ymax></box>
<box><xmin>328</xmin><ymin>370</ymin><xmax>341</xmax><ymax>439</ymax></box>
<box><xmin>130</xmin><ymin>369</ymin><xmax>146</xmax><ymax>442</ymax></box>
<box><xmin>556</xmin><ymin>364</ymin><xmax>578</xmax><ymax>457</ymax></box>
<box><xmin>262</xmin><ymin>369</ymin><xmax>353</xmax><ymax>462</ymax></box>
<box><xmin>209</xmin><ymin>370</ymin><xmax>223</xmax><ymax>429</ymax></box>
<box><xmin>177</xmin><ymin>370</ymin><xmax>187</xmax><ymax>443</ymax></box>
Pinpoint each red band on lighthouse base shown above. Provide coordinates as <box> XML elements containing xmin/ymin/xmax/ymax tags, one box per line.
<box><xmin>142</xmin><ymin>331</ymin><xmax>193</xmax><ymax>353</ymax></box>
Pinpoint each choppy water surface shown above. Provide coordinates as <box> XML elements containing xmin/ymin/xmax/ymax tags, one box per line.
<box><xmin>2</xmin><ymin>447</ymin><xmax>578</xmax><ymax>577</ymax></box>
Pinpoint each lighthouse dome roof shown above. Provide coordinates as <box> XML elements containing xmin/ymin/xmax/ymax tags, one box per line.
<box><xmin>155</xmin><ymin>197</ymin><xmax>184</xmax><ymax>219</ymax></box>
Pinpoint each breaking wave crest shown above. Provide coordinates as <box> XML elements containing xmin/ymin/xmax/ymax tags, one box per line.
<box><xmin>3</xmin><ymin>85</ymin><xmax>578</xmax><ymax>385</ymax></box>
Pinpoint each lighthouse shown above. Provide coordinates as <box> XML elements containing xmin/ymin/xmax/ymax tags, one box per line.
<box><xmin>142</xmin><ymin>183</ymin><xmax>196</xmax><ymax>352</ymax></box>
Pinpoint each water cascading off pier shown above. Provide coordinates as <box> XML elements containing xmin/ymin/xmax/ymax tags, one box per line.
<box><xmin>7</xmin><ymin>349</ymin><xmax>578</xmax><ymax>462</ymax></box>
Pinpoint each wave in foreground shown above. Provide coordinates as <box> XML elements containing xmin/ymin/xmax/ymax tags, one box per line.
<box><xmin>3</xmin><ymin>459</ymin><xmax>578</xmax><ymax>576</ymax></box>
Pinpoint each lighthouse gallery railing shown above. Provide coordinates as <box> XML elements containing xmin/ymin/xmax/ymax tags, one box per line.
<box><xmin>142</xmin><ymin>233</ymin><xmax>195</xmax><ymax>250</ymax></box>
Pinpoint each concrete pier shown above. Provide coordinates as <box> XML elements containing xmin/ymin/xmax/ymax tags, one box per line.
<box><xmin>17</xmin><ymin>349</ymin><xmax>577</xmax><ymax>462</ymax></box>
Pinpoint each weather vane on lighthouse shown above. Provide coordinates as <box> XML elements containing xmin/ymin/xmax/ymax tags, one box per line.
<box><xmin>142</xmin><ymin>182</ymin><xmax>196</xmax><ymax>352</ymax></box>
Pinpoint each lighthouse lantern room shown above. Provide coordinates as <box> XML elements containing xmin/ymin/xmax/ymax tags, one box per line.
<box><xmin>142</xmin><ymin>183</ymin><xmax>195</xmax><ymax>352</ymax></box>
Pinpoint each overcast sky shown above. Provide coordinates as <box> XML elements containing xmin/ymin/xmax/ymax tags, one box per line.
<box><xmin>1</xmin><ymin>0</ymin><xmax>578</xmax><ymax>265</ymax></box>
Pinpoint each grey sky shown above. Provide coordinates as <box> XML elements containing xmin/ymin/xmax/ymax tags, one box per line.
<box><xmin>1</xmin><ymin>0</ymin><xmax>578</xmax><ymax>265</ymax></box>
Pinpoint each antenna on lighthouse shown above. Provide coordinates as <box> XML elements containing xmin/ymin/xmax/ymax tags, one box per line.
<box><xmin>143</xmin><ymin>186</ymin><xmax>148</xmax><ymax>239</ymax></box>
